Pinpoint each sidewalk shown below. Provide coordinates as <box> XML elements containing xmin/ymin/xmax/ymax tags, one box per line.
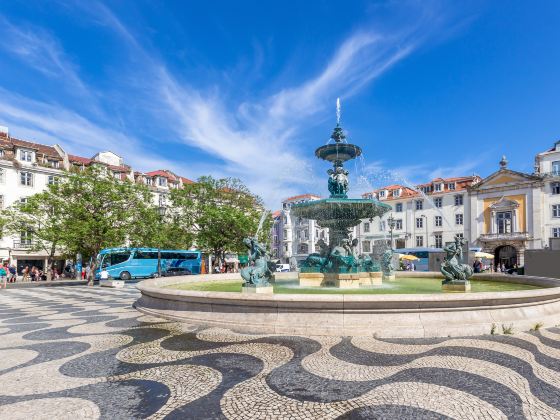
<box><xmin>1</xmin><ymin>279</ymin><xmax>89</xmax><ymax>289</ymax></box>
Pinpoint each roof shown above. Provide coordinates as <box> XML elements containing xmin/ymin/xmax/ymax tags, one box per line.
<box><xmin>283</xmin><ymin>193</ymin><xmax>321</xmax><ymax>202</ymax></box>
<box><xmin>272</xmin><ymin>210</ymin><xmax>282</xmax><ymax>218</ymax></box>
<box><xmin>9</xmin><ymin>137</ymin><xmax>62</xmax><ymax>159</ymax></box>
<box><xmin>146</xmin><ymin>170</ymin><xmax>179</xmax><ymax>181</ymax></box>
<box><xmin>361</xmin><ymin>184</ymin><xmax>418</xmax><ymax>200</ymax></box>
<box><xmin>180</xmin><ymin>176</ymin><xmax>194</xmax><ymax>184</ymax></box>
<box><xmin>68</xmin><ymin>154</ymin><xmax>92</xmax><ymax>165</ymax></box>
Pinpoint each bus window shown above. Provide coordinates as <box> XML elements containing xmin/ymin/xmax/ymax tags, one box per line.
<box><xmin>111</xmin><ymin>252</ymin><xmax>131</xmax><ymax>265</ymax></box>
<box><xmin>133</xmin><ymin>251</ymin><xmax>158</xmax><ymax>259</ymax></box>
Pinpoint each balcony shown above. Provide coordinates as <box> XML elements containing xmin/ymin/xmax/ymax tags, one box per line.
<box><xmin>13</xmin><ymin>240</ymin><xmax>36</xmax><ymax>249</ymax></box>
<box><xmin>478</xmin><ymin>232</ymin><xmax>531</xmax><ymax>242</ymax></box>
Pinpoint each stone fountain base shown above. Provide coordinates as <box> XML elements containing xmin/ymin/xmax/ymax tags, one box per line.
<box><xmin>299</xmin><ymin>272</ymin><xmax>382</xmax><ymax>288</ymax></box>
<box><xmin>442</xmin><ymin>280</ymin><xmax>471</xmax><ymax>292</ymax></box>
<box><xmin>241</xmin><ymin>284</ymin><xmax>274</xmax><ymax>294</ymax></box>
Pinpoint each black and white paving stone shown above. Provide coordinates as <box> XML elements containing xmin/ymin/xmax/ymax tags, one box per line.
<box><xmin>0</xmin><ymin>286</ymin><xmax>560</xmax><ymax>419</ymax></box>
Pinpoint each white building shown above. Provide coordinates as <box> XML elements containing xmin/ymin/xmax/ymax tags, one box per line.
<box><xmin>0</xmin><ymin>128</ymin><xmax>194</xmax><ymax>274</ymax></box>
<box><xmin>278</xmin><ymin>194</ymin><xmax>328</xmax><ymax>264</ymax></box>
<box><xmin>362</xmin><ymin>176</ymin><xmax>481</xmax><ymax>250</ymax></box>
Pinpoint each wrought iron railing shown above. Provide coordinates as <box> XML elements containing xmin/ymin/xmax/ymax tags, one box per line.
<box><xmin>478</xmin><ymin>232</ymin><xmax>530</xmax><ymax>241</ymax></box>
<box><xmin>13</xmin><ymin>240</ymin><xmax>36</xmax><ymax>249</ymax></box>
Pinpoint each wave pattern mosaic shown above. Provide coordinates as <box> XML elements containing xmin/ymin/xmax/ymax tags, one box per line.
<box><xmin>1</xmin><ymin>286</ymin><xmax>560</xmax><ymax>419</ymax></box>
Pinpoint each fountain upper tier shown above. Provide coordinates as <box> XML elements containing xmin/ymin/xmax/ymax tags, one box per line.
<box><xmin>290</xmin><ymin>198</ymin><xmax>391</xmax><ymax>229</ymax></box>
<box><xmin>314</xmin><ymin>124</ymin><xmax>362</xmax><ymax>164</ymax></box>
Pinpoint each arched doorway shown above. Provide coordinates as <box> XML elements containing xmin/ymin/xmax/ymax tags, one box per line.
<box><xmin>494</xmin><ymin>245</ymin><xmax>517</xmax><ymax>270</ymax></box>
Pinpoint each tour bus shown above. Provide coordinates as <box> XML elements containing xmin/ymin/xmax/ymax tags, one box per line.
<box><xmin>94</xmin><ymin>248</ymin><xmax>202</xmax><ymax>280</ymax></box>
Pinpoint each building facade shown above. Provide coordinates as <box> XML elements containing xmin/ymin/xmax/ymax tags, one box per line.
<box><xmin>0</xmin><ymin>127</ymin><xmax>194</xmax><ymax>272</ymax></box>
<box><xmin>275</xmin><ymin>141</ymin><xmax>560</xmax><ymax>270</ymax></box>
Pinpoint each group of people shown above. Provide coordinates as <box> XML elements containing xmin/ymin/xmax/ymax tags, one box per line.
<box><xmin>402</xmin><ymin>261</ymin><xmax>416</xmax><ymax>271</ymax></box>
<box><xmin>0</xmin><ymin>263</ymin><xmax>17</xmax><ymax>288</ymax></box>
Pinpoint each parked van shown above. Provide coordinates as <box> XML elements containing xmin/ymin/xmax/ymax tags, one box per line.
<box><xmin>276</xmin><ymin>263</ymin><xmax>290</xmax><ymax>272</ymax></box>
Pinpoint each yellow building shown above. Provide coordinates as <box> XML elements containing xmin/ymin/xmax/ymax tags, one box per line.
<box><xmin>467</xmin><ymin>156</ymin><xmax>544</xmax><ymax>268</ymax></box>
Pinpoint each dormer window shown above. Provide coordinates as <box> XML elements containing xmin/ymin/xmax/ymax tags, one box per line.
<box><xmin>447</xmin><ymin>182</ymin><xmax>456</xmax><ymax>190</ymax></box>
<box><xmin>434</xmin><ymin>183</ymin><xmax>442</xmax><ymax>192</ymax></box>
<box><xmin>393</xmin><ymin>189</ymin><xmax>401</xmax><ymax>197</ymax></box>
<box><xmin>379</xmin><ymin>190</ymin><xmax>386</xmax><ymax>198</ymax></box>
<box><xmin>0</xmin><ymin>150</ymin><xmax>4</xmax><ymax>157</ymax></box>
<box><xmin>48</xmin><ymin>160</ymin><xmax>59</xmax><ymax>168</ymax></box>
<box><xmin>158</xmin><ymin>177</ymin><xmax>167</xmax><ymax>187</ymax></box>
<box><xmin>19</xmin><ymin>149</ymin><xmax>33</xmax><ymax>162</ymax></box>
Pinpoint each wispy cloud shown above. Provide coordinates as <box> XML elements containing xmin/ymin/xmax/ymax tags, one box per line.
<box><xmin>0</xmin><ymin>1</ymin><xmax>461</xmax><ymax>207</ymax></box>
<box><xmin>0</xmin><ymin>16</ymin><xmax>90</xmax><ymax>97</ymax></box>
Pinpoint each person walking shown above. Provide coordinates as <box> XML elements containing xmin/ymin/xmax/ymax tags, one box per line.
<box><xmin>8</xmin><ymin>264</ymin><xmax>16</xmax><ymax>283</ymax></box>
<box><xmin>0</xmin><ymin>265</ymin><xmax>7</xmax><ymax>289</ymax></box>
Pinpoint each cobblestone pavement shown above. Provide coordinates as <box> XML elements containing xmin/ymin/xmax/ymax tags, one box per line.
<box><xmin>1</xmin><ymin>287</ymin><xmax>560</xmax><ymax>419</ymax></box>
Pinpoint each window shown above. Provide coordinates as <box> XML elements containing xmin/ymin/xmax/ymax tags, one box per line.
<box><xmin>553</xmin><ymin>205</ymin><xmax>560</xmax><ymax>218</ymax></box>
<box><xmin>362</xmin><ymin>241</ymin><xmax>371</xmax><ymax>253</ymax></box>
<box><xmin>496</xmin><ymin>211</ymin><xmax>512</xmax><ymax>233</ymax></box>
<box><xmin>435</xmin><ymin>234</ymin><xmax>443</xmax><ymax>248</ymax></box>
<box><xmin>19</xmin><ymin>149</ymin><xmax>32</xmax><ymax>162</ymax></box>
<box><xmin>0</xmin><ymin>195</ymin><xmax>3</xmax><ymax>209</ymax></box>
<box><xmin>47</xmin><ymin>175</ymin><xmax>60</xmax><ymax>185</ymax></box>
<box><xmin>396</xmin><ymin>203</ymin><xmax>403</xmax><ymax>212</ymax></box>
<box><xmin>0</xmin><ymin>149</ymin><xmax>3</xmax><ymax>157</ymax></box>
<box><xmin>416</xmin><ymin>217</ymin><xmax>423</xmax><ymax>228</ymax></box>
<box><xmin>415</xmin><ymin>200</ymin><xmax>423</xmax><ymax>210</ymax></box>
<box><xmin>434</xmin><ymin>197</ymin><xmax>442</xmax><ymax>208</ymax></box>
<box><xmin>20</xmin><ymin>171</ymin><xmax>33</xmax><ymax>186</ymax></box>
<box><xmin>447</xmin><ymin>182</ymin><xmax>456</xmax><ymax>190</ymax></box>
<box><xmin>283</xmin><ymin>229</ymin><xmax>287</xmax><ymax>238</ymax></box>
<box><xmin>552</xmin><ymin>182</ymin><xmax>560</xmax><ymax>195</ymax></box>
<box><xmin>0</xmin><ymin>168</ymin><xmax>3</xmax><ymax>183</ymax></box>
<box><xmin>393</xmin><ymin>189</ymin><xmax>401</xmax><ymax>197</ymax></box>
<box><xmin>379</xmin><ymin>221</ymin><xmax>386</xmax><ymax>231</ymax></box>
<box><xmin>454</xmin><ymin>195</ymin><xmax>464</xmax><ymax>206</ymax></box>
<box><xmin>395</xmin><ymin>219</ymin><xmax>403</xmax><ymax>230</ymax></box>
<box><xmin>48</xmin><ymin>160</ymin><xmax>59</xmax><ymax>168</ymax></box>
<box><xmin>435</xmin><ymin>216</ymin><xmax>443</xmax><ymax>227</ymax></box>
<box><xmin>363</xmin><ymin>222</ymin><xmax>370</xmax><ymax>233</ymax></box>
<box><xmin>20</xmin><ymin>230</ymin><xmax>33</xmax><ymax>245</ymax></box>
<box><xmin>455</xmin><ymin>214</ymin><xmax>464</xmax><ymax>225</ymax></box>
<box><xmin>133</xmin><ymin>251</ymin><xmax>159</xmax><ymax>259</ymax></box>
<box><xmin>552</xmin><ymin>227</ymin><xmax>560</xmax><ymax>238</ymax></box>
<box><xmin>298</xmin><ymin>243</ymin><xmax>308</xmax><ymax>254</ymax></box>
<box><xmin>456</xmin><ymin>233</ymin><xmax>464</xmax><ymax>239</ymax></box>
<box><xmin>158</xmin><ymin>194</ymin><xmax>167</xmax><ymax>207</ymax></box>
<box><xmin>416</xmin><ymin>236</ymin><xmax>424</xmax><ymax>247</ymax></box>
<box><xmin>553</xmin><ymin>161</ymin><xmax>560</xmax><ymax>175</ymax></box>
<box><xmin>19</xmin><ymin>197</ymin><xmax>28</xmax><ymax>204</ymax></box>
<box><xmin>110</xmin><ymin>252</ymin><xmax>131</xmax><ymax>265</ymax></box>
<box><xmin>434</xmin><ymin>183</ymin><xmax>442</xmax><ymax>192</ymax></box>
<box><xmin>158</xmin><ymin>177</ymin><xmax>167</xmax><ymax>187</ymax></box>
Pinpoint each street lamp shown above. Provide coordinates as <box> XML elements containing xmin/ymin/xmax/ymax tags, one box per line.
<box><xmin>387</xmin><ymin>214</ymin><xmax>396</xmax><ymax>250</ymax></box>
<box><xmin>157</xmin><ymin>206</ymin><xmax>167</xmax><ymax>277</ymax></box>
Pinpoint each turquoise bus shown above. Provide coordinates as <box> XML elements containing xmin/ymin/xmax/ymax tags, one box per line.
<box><xmin>94</xmin><ymin>248</ymin><xmax>202</xmax><ymax>280</ymax></box>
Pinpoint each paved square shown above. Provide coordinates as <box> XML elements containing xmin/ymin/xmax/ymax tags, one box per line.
<box><xmin>0</xmin><ymin>286</ymin><xmax>559</xmax><ymax>419</ymax></box>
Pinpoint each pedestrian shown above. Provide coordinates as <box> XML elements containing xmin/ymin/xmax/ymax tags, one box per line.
<box><xmin>0</xmin><ymin>265</ymin><xmax>7</xmax><ymax>289</ymax></box>
<box><xmin>100</xmin><ymin>267</ymin><xmax>109</xmax><ymax>283</ymax></box>
<box><xmin>8</xmin><ymin>264</ymin><xmax>16</xmax><ymax>282</ymax></box>
<box><xmin>85</xmin><ymin>265</ymin><xmax>91</xmax><ymax>280</ymax></box>
<box><xmin>81</xmin><ymin>266</ymin><xmax>86</xmax><ymax>280</ymax></box>
<box><xmin>22</xmin><ymin>265</ymin><xmax>29</xmax><ymax>282</ymax></box>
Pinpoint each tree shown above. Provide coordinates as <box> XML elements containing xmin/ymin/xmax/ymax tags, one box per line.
<box><xmin>53</xmin><ymin>166</ymin><xmax>156</xmax><ymax>279</ymax></box>
<box><xmin>170</xmin><ymin>176</ymin><xmax>269</xmax><ymax>270</ymax></box>
<box><xmin>4</xmin><ymin>187</ymin><xmax>68</xmax><ymax>280</ymax></box>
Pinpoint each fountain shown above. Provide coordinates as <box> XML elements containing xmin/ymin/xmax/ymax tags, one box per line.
<box><xmin>291</xmin><ymin>104</ymin><xmax>391</xmax><ymax>287</ymax></box>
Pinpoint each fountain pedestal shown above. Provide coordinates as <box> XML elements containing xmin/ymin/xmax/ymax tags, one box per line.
<box><xmin>299</xmin><ymin>272</ymin><xmax>382</xmax><ymax>288</ymax></box>
<box><xmin>442</xmin><ymin>280</ymin><xmax>471</xmax><ymax>292</ymax></box>
<box><xmin>242</xmin><ymin>284</ymin><xmax>274</xmax><ymax>294</ymax></box>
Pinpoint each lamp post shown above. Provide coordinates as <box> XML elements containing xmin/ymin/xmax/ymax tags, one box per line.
<box><xmin>157</xmin><ymin>206</ymin><xmax>167</xmax><ymax>277</ymax></box>
<box><xmin>387</xmin><ymin>214</ymin><xmax>396</xmax><ymax>251</ymax></box>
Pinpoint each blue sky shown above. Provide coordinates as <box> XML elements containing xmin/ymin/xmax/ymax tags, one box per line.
<box><xmin>0</xmin><ymin>1</ymin><xmax>559</xmax><ymax>207</ymax></box>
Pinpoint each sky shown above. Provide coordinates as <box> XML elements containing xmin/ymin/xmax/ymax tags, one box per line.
<box><xmin>0</xmin><ymin>1</ymin><xmax>559</xmax><ymax>208</ymax></box>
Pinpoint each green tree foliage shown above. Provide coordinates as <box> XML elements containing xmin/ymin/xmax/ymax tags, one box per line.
<box><xmin>171</xmin><ymin>176</ymin><xmax>269</xmax><ymax>268</ymax></box>
<box><xmin>51</xmin><ymin>166</ymin><xmax>155</xmax><ymax>275</ymax></box>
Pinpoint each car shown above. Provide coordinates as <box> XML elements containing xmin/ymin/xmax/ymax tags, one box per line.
<box><xmin>275</xmin><ymin>264</ymin><xmax>290</xmax><ymax>272</ymax></box>
<box><xmin>162</xmin><ymin>267</ymin><xmax>193</xmax><ymax>277</ymax></box>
